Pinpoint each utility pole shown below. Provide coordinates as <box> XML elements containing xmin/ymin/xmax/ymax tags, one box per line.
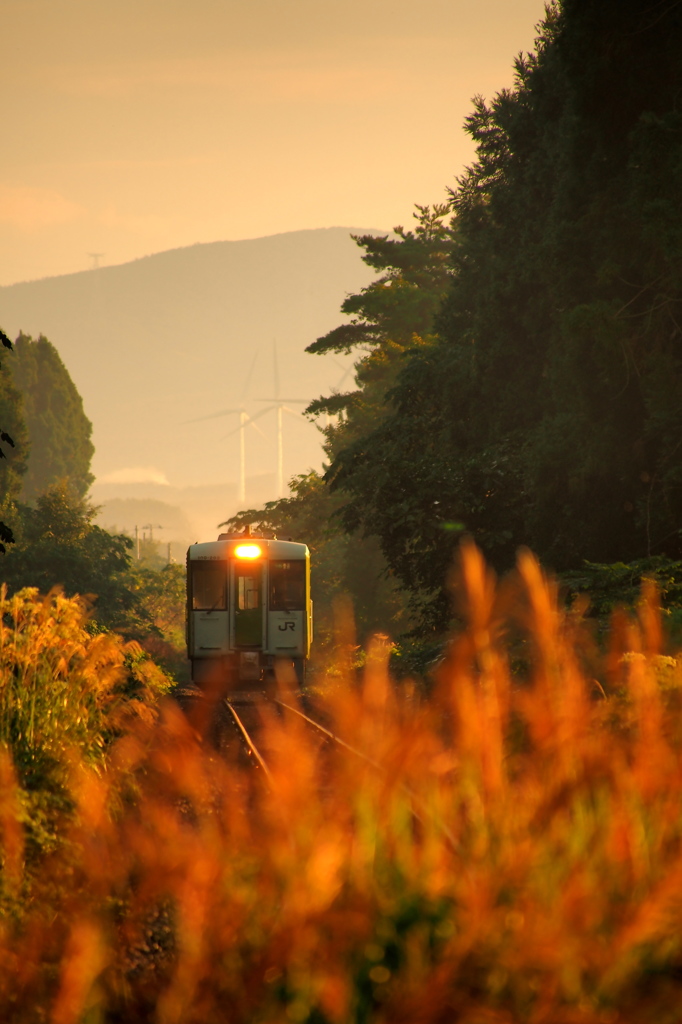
<box><xmin>134</xmin><ymin>525</ymin><xmax>140</xmax><ymax>561</ymax></box>
<box><xmin>239</xmin><ymin>409</ymin><xmax>247</xmax><ymax>505</ymax></box>
<box><xmin>141</xmin><ymin>524</ymin><xmax>163</xmax><ymax>556</ymax></box>
<box><xmin>277</xmin><ymin>405</ymin><xmax>283</xmax><ymax>498</ymax></box>
<box><xmin>88</xmin><ymin>252</ymin><xmax>104</xmax><ymax>270</ymax></box>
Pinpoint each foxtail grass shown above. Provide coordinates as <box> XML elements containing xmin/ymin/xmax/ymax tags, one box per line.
<box><xmin>2</xmin><ymin>546</ymin><xmax>682</xmax><ymax>1023</ymax></box>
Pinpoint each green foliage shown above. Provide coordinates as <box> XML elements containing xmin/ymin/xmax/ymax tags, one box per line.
<box><xmin>561</xmin><ymin>556</ymin><xmax>682</xmax><ymax>649</ymax></box>
<box><xmin>12</xmin><ymin>332</ymin><xmax>94</xmax><ymax>500</ymax></box>
<box><xmin>322</xmin><ymin>1</ymin><xmax>682</xmax><ymax>631</ymax></box>
<box><xmin>0</xmin><ymin>486</ymin><xmax>190</xmax><ymax>679</ymax></box>
<box><xmin>135</xmin><ymin>533</ymin><xmax>173</xmax><ymax>570</ymax></box>
<box><xmin>0</xmin><ymin>339</ymin><xmax>28</xmax><ymax>509</ymax></box>
<box><xmin>259</xmin><ymin>205</ymin><xmax>454</xmax><ymax>640</ymax></box>
<box><xmin>0</xmin><ymin>485</ymin><xmax>135</xmax><ymax>628</ymax></box>
<box><xmin>126</xmin><ymin>562</ymin><xmax>190</xmax><ymax>680</ymax></box>
<box><xmin>308</xmin><ymin>205</ymin><xmax>452</xmax><ymax>357</ymax></box>
<box><xmin>128</xmin><ymin>562</ymin><xmax>186</xmax><ymax>641</ymax></box>
<box><xmin>0</xmin><ymin>586</ymin><xmax>172</xmax><ymax>860</ymax></box>
<box><xmin>308</xmin><ymin>204</ymin><xmax>454</xmax><ymax>462</ymax></box>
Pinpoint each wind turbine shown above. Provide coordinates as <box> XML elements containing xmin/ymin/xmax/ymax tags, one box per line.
<box><xmin>252</xmin><ymin>398</ymin><xmax>309</xmax><ymax>498</ymax></box>
<box><xmin>253</xmin><ymin>341</ymin><xmax>314</xmax><ymax>498</ymax></box>
<box><xmin>330</xmin><ymin>356</ymin><xmax>355</xmax><ymax>391</ymax></box>
<box><xmin>254</xmin><ymin>347</ymin><xmax>357</xmax><ymax>494</ymax></box>
<box><xmin>183</xmin><ymin>350</ymin><xmax>267</xmax><ymax>505</ymax></box>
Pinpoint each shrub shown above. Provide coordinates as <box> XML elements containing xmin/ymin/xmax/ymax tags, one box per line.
<box><xmin>0</xmin><ymin>585</ymin><xmax>172</xmax><ymax>863</ymax></box>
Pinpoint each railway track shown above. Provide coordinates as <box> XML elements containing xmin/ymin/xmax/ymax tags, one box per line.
<box><xmin>225</xmin><ymin>695</ymin><xmax>384</xmax><ymax>782</ymax></box>
<box><xmin>183</xmin><ymin>689</ymin><xmax>456</xmax><ymax>851</ymax></box>
<box><xmin>273</xmin><ymin>697</ymin><xmax>384</xmax><ymax>770</ymax></box>
<box><xmin>224</xmin><ymin>699</ymin><xmax>273</xmax><ymax>781</ymax></box>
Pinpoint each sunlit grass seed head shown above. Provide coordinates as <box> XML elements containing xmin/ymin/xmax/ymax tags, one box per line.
<box><xmin>1</xmin><ymin>547</ymin><xmax>682</xmax><ymax>1022</ymax></box>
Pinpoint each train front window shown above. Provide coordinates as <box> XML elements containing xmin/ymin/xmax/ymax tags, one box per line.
<box><xmin>269</xmin><ymin>560</ymin><xmax>305</xmax><ymax>611</ymax></box>
<box><xmin>234</xmin><ymin>564</ymin><xmax>263</xmax><ymax>646</ymax></box>
<box><xmin>192</xmin><ymin>561</ymin><xmax>226</xmax><ymax>610</ymax></box>
<box><xmin>238</xmin><ymin>574</ymin><xmax>260</xmax><ymax>610</ymax></box>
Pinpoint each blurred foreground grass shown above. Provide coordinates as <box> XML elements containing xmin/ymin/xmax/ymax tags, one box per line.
<box><xmin>3</xmin><ymin>544</ymin><xmax>682</xmax><ymax>1022</ymax></box>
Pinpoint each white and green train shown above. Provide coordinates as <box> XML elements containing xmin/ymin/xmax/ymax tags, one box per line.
<box><xmin>186</xmin><ymin>530</ymin><xmax>312</xmax><ymax>690</ymax></box>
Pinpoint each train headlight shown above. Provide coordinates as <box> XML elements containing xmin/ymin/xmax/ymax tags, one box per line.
<box><xmin>235</xmin><ymin>544</ymin><xmax>262</xmax><ymax>559</ymax></box>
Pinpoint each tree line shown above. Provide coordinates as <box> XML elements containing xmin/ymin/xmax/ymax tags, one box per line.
<box><xmin>0</xmin><ymin>330</ymin><xmax>188</xmax><ymax>678</ymax></box>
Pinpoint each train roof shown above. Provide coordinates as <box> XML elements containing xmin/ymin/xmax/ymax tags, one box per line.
<box><xmin>188</xmin><ymin>537</ymin><xmax>309</xmax><ymax>561</ymax></box>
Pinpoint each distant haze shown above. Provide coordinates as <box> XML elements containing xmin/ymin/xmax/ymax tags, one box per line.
<box><xmin>2</xmin><ymin>0</ymin><xmax>549</xmax><ymax>540</ymax></box>
<box><xmin>2</xmin><ymin>0</ymin><xmax>546</xmax><ymax>283</ymax></box>
<box><xmin>0</xmin><ymin>228</ymin><xmax>377</xmax><ymax>512</ymax></box>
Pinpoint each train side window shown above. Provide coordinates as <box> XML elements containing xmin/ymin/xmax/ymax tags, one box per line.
<box><xmin>269</xmin><ymin>560</ymin><xmax>305</xmax><ymax>611</ymax></box>
<box><xmin>192</xmin><ymin>561</ymin><xmax>226</xmax><ymax>610</ymax></box>
<box><xmin>238</xmin><ymin>574</ymin><xmax>260</xmax><ymax>610</ymax></box>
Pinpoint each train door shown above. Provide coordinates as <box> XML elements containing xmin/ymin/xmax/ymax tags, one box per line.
<box><xmin>267</xmin><ymin>559</ymin><xmax>306</xmax><ymax>655</ymax></box>
<box><xmin>233</xmin><ymin>560</ymin><xmax>264</xmax><ymax>647</ymax></box>
<box><xmin>189</xmin><ymin>559</ymin><xmax>229</xmax><ymax>656</ymax></box>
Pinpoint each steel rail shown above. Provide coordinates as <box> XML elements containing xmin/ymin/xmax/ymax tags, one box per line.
<box><xmin>273</xmin><ymin>698</ymin><xmax>385</xmax><ymax>771</ymax></box>
<box><xmin>225</xmin><ymin>702</ymin><xmax>273</xmax><ymax>783</ymax></box>
<box><xmin>273</xmin><ymin>697</ymin><xmax>458</xmax><ymax>852</ymax></box>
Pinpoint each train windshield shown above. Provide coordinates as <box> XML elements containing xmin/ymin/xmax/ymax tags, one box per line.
<box><xmin>237</xmin><ymin>572</ymin><xmax>261</xmax><ymax>610</ymax></box>
<box><xmin>269</xmin><ymin>560</ymin><xmax>305</xmax><ymax>611</ymax></box>
<box><xmin>191</xmin><ymin>560</ymin><xmax>227</xmax><ymax>610</ymax></box>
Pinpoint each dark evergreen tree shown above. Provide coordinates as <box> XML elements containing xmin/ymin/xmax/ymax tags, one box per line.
<box><xmin>320</xmin><ymin>0</ymin><xmax>682</xmax><ymax>631</ymax></box>
<box><xmin>12</xmin><ymin>333</ymin><xmax>94</xmax><ymax>501</ymax></box>
<box><xmin>0</xmin><ymin>330</ymin><xmax>29</xmax><ymax>534</ymax></box>
<box><xmin>304</xmin><ymin>206</ymin><xmax>456</xmax><ymax>631</ymax></box>
<box><xmin>307</xmin><ymin>204</ymin><xmax>454</xmax><ymax>454</ymax></box>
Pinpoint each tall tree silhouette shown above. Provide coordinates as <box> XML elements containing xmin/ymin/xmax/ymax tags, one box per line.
<box><xmin>0</xmin><ymin>328</ymin><xmax>19</xmax><ymax>551</ymax></box>
<box><xmin>12</xmin><ymin>333</ymin><xmax>94</xmax><ymax>500</ymax></box>
<box><xmin>317</xmin><ymin>0</ymin><xmax>682</xmax><ymax>630</ymax></box>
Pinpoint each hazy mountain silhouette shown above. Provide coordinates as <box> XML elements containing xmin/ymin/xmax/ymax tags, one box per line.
<box><xmin>0</xmin><ymin>228</ymin><xmax>379</xmax><ymax>506</ymax></box>
<box><xmin>92</xmin><ymin>476</ymin><xmax>277</xmax><ymax>548</ymax></box>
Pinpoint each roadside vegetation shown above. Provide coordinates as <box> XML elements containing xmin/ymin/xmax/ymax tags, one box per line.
<box><xmin>0</xmin><ymin>585</ymin><xmax>172</xmax><ymax>869</ymax></box>
<box><xmin>0</xmin><ymin>328</ymin><xmax>187</xmax><ymax>682</ymax></box>
<box><xmin>1</xmin><ymin>544</ymin><xmax>682</xmax><ymax>1022</ymax></box>
<box><xmin>0</xmin><ymin>485</ymin><xmax>188</xmax><ymax>682</ymax></box>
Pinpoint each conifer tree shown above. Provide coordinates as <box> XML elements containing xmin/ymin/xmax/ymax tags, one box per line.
<box><xmin>0</xmin><ymin>327</ymin><xmax>24</xmax><ymax>550</ymax></box>
<box><xmin>12</xmin><ymin>333</ymin><xmax>94</xmax><ymax>500</ymax></box>
<box><xmin>319</xmin><ymin>0</ymin><xmax>682</xmax><ymax>630</ymax></box>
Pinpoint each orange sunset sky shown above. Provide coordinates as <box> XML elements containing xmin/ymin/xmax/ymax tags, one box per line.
<box><xmin>2</xmin><ymin>0</ymin><xmax>546</xmax><ymax>285</ymax></box>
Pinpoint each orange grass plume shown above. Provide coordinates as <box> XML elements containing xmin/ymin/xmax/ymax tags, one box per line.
<box><xmin>1</xmin><ymin>548</ymin><xmax>682</xmax><ymax>1022</ymax></box>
